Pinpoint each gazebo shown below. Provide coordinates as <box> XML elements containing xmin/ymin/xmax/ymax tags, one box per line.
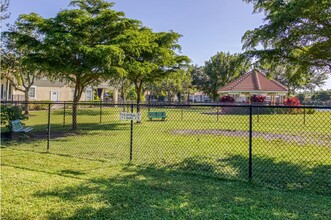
<box><xmin>218</xmin><ymin>70</ymin><xmax>288</xmax><ymax>104</ymax></box>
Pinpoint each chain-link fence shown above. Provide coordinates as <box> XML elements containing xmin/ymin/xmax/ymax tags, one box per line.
<box><xmin>1</xmin><ymin>101</ymin><xmax>330</xmax><ymax>194</ymax></box>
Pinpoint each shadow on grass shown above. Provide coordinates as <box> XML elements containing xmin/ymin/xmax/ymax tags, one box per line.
<box><xmin>1</xmin><ymin>122</ymin><xmax>129</xmax><ymax>144</ymax></box>
<box><xmin>169</xmin><ymin>155</ymin><xmax>331</xmax><ymax>195</ymax></box>
<box><xmin>32</xmin><ymin>161</ymin><xmax>331</xmax><ymax>220</ymax></box>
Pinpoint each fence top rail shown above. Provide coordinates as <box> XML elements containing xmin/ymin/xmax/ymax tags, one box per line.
<box><xmin>1</xmin><ymin>101</ymin><xmax>331</xmax><ymax>109</ymax></box>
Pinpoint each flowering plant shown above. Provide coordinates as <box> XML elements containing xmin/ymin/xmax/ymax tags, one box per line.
<box><xmin>250</xmin><ymin>95</ymin><xmax>266</xmax><ymax>103</ymax></box>
<box><xmin>220</xmin><ymin>95</ymin><xmax>235</xmax><ymax>103</ymax></box>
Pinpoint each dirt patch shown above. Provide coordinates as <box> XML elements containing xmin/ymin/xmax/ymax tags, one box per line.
<box><xmin>171</xmin><ymin>129</ymin><xmax>331</xmax><ymax>146</ymax></box>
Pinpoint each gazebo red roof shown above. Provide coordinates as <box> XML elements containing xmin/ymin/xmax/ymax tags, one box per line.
<box><xmin>218</xmin><ymin>70</ymin><xmax>288</xmax><ymax>92</ymax></box>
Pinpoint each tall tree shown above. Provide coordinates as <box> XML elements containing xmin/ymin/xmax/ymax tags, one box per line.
<box><xmin>242</xmin><ymin>0</ymin><xmax>331</xmax><ymax>72</ymax></box>
<box><xmin>1</xmin><ymin>24</ymin><xmax>43</xmax><ymax>114</ymax></box>
<box><xmin>8</xmin><ymin>0</ymin><xmax>140</xmax><ymax>130</ymax></box>
<box><xmin>117</xmin><ymin>27</ymin><xmax>190</xmax><ymax>112</ymax></box>
<box><xmin>195</xmin><ymin>52</ymin><xmax>250</xmax><ymax>102</ymax></box>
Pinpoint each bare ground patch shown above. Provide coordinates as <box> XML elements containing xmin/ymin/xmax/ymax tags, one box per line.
<box><xmin>171</xmin><ymin>129</ymin><xmax>331</xmax><ymax>146</ymax></box>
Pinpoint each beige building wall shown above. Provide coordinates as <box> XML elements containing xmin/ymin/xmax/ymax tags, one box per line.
<box><xmin>13</xmin><ymin>86</ymin><xmax>93</xmax><ymax>101</ymax></box>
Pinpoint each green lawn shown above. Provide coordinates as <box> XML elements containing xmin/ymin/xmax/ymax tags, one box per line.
<box><xmin>1</xmin><ymin>150</ymin><xmax>331</xmax><ymax>220</ymax></box>
<box><xmin>1</xmin><ymin>105</ymin><xmax>331</xmax><ymax>219</ymax></box>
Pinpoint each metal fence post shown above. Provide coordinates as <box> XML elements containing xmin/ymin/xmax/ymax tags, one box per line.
<box><xmin>130</xmin><ymin>103</ymin><xmax>133</xmax><ymax>161</ymax></box>
<box><xmin>63</xmin><ymin>102</ymin><xmax>66</xmax><ymax>126</ymax></box>
<box><xmin>47</xmin><ymin>103</ymin><xmax>51</xmax><ymax>151</ymax></box>
<box><xmin>217</xmin><ymin>105</ymin><xmax>219</xmax><ymax>122</ymax></box>
<box><xmin>303</xmin><ymin>107</ymin><xmax>306</xmax><ymax>125</ymax></box>
<box><xmin>181</xmin><ymin>107</ymin><xmax>184</xmax><ymax>121</ymax></box>
<box><xmin>248</xmin><ymin>105</ymin><xmax>253</xmax><ymax>180</ymax></box>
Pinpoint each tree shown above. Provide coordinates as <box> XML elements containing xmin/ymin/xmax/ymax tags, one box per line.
<box><xmin>312</xmin><ymin>90</ymin><xmax>331</xmax><ymax>101</ymax></box>
<box><xmin>1</xmin><ymin>0</ymin><xmax>10</xmax><ymax>21</ymax></box>
<box><xmin>9</xmin><ymin>0</ymin><xmax>140</xmax><ymax>130</ymax></box>
<box><xmin>191</xmin><ymin>64</ymin><xmax>206</xmax><ymax>93</ymax></box>
<box><xmin>1</xmin><ymin>24</ymin><xmax>43</xmax><ymax>114</ymax></box>
<box><xmin>259</xmin><ymin>62</ymin><xmax>328</xmax><ymax>95</ymax></box>
<box><xmin>242</xmin><ymin>0</ymin><xmax>331</xmax><ymax>72</ymax></box>
<box><xmin>117</xmin><ymin>27</ymin><xmax>190</xmax><ymax>112</ymax></box>
<box><xmin>195</xmin><ymin>52</ymin><xmax>250</xmax><ymax>102</ymax></box>
<box><xmin>151</xmin><ymin>70</ymin><xmax>191</xmax><ymax>103</ymax></box>
<box><xmin>305</xmin><ymin>70</ymin><xmax>329</xmax><ymax>93</ymax></box>
<box><xmin>297</xmin><ymin>93</ymin><xmax>305</xmax><ymax>103</ymax></box>
<box><xmin>108</xmin><ymin>76</ymin><xmax>133</xmax><ymax>104</ymax></box>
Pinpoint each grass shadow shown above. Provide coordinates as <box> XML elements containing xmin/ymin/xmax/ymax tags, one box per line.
<box><xmin>1</xmin><ymin>122</ymin><xmax>129</xmax><ymax>145</ymax></box>
<box><xmin>31</xmin><ymin>163</ymin><xmax>331</xmax><ymax>219</ymax></box>
<box><xmin>166</xmin><ymin>155</ymin><xmax>331</xmax><ymax>195</ymax></box>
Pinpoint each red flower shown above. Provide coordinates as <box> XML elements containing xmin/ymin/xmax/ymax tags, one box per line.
<box><xmin>250</xmin><ymin>95</ymin><xmax>266</xmax><ymax>103</ymax></box>
<box><xmin>220</xmin><ymin>95</ymin><xmax>235</xmax><ymax>103</ymax></box>
<box><xmin>283</xmin><ymin>97</ymin><xmax>301</xmax><ymax>106</ymax></box>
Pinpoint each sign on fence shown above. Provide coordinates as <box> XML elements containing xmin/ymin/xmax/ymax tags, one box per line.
<box><xmin>120</xmin><ymin>112</ymin><xmax>141</xmax><ymax>121</ymax></box>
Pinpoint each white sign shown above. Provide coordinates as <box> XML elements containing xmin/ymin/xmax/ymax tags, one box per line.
<box><xmin>120</xmin><ymin>112</ymin><xmax>141</xmax><ymax>121</ymax></box>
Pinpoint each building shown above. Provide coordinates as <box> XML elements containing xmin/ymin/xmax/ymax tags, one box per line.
<box><xmin>218</xmin><ymin>70</ymin><xmax>288</xmax><ymax>103</ymax></box>
<box><xmin>189</xmin><ymin>92</ymin><xmax>211</xmax><ymax>103</ymax></box>
<box><xmin>1</xmin><ymin>78</ymin><xmax>119</xmax><ymax>103</ymax></box>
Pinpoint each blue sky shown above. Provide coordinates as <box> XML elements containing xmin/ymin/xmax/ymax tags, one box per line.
<box><xmin>4</xmin><ymin>0</ymin><xmax>331</xmax><ymax>89</ymax></box>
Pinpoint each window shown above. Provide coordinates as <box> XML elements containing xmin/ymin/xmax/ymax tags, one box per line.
<box><xmin>85</xmin><ymin>89</ymin><xmax>93</xmax><ymax>101</ymax></box>
<box><xmin>28</xmin><ymin>87</ymin><xmax>36</xmax><ymax>98</ymax></box>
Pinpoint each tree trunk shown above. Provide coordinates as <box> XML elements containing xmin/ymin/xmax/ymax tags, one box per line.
<box><xmin>24</xmin><ymin>90</ymin><xmax>30</xmax><ymax>115</ymax></box>
<box><xmin>72</xmin><ymin>83</ymin><xmax>84</xmax><ymax>131</ymax></box>
<box><xmin>135</xmin><ymin>82</ymin><xmax>142</xmax><ymax>113</ymax></box>
<box><xmin>178</xmin><ymin>92</ymin><xmax>181</xmax><ymax>104</ymax></box>
<box><xmin>136</xmin><ymin>88</ymin><xmax>141</xmax><ymax>113</ymax></box>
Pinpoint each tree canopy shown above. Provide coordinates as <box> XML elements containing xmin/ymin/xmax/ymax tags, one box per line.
<box><xmin>1</xmin><ymin>23</ymin><xmax>45</xmax><ymax>114</ymax></box>
<box><xmin>116</xmin><ymin>27</ymin><xmax>190</xmax><ymax>111</ymax></box>
<box><xmin>258</xmin><ymin>62</ymin><xmax>328</xmax><ymax>95</ymax></box>
<box><xmin>242</xmin><ymin>0</ymin><xmax>331</xmax><ymax>72</ymax></box>
<box><xmin>192</xmin><ymin>52</ymin><xmax>250</xmax><ymax>102</ymax></box>
<box><xmin>7</xmin><ymin>0</ymin><xmax>140</xmax><ymax>129</ymax></box>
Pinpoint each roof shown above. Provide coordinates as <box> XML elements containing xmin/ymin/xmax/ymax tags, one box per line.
<box><xmin>193</xmin><ymin>91</ymin><xmax>206</xmax><ymax>96</ymax></box>
<box><xmin>218</xmin><ymin>70</ymin><xmax>288</xmax><ymax>92</ymax></box>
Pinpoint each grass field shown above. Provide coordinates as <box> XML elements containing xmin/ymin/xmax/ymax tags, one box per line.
<box><xmin>1</xmin><ymin>104</ymin><xmax>331</xmax><ymax>219</ymax></box>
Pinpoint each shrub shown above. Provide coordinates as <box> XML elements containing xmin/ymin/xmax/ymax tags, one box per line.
<box><xmin>220</xmin><ymin>95</ymin><xmax>235</xmax><ymax>103</ymax></box>
<box><xmin>283</xmin><ymin>97</ymin><xmax>302</xmax><ymax>114</ymax></box>
<box><xmin>283</xmin><ymin>97</ymin><xmax>301</xmax><ymax>106</ymax></box>
<box><xmin>297</xmin><ymin>93</ymin><xmax>305</xmax><ymax>103</ymax></box>
<box><xmin>250</xmin><ymin>95</ymin><xmax>266</xmax><ymax>103</ymax></box>
<box><xmin>29</xmin><ymin>101</ymin><xmax>54</xmax><ymax>110</ymax></box>
<box><xmin>1</xmin><ymin>105</ymin><xmax>28</xmax><ymax>129</ymax></box>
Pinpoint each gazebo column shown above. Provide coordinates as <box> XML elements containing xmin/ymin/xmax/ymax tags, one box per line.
<box><xmin>113</xmin><ymin>88</ymin><xmax>118</xmax><ymax>104</ymax></box>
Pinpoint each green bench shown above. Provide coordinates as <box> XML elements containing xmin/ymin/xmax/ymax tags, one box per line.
<box><xmin>10</xmin><ymin>120</ymin><xmax>33</xmax><ymax>133</ymax></box>
<box><xmin>148</xmin><ymin>112</ymin><xmax>167</xmax><ymax>120</ymax></box>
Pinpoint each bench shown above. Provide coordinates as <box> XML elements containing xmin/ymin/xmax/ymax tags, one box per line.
<box><xmin>10</xmin><ymin>120</ymin><xmax>33</xmax><ymax>133</ymax></box>
<box><xmin>148</xmin><ymin>112</ymin><xmax>167</xmax><ymax>120</ymax></box>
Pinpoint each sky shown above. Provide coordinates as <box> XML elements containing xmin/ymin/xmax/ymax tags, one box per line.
<box><xmin>4</xmin><ymin>0</ymin><xmax>331</xmax><ymax>89</ymax></box>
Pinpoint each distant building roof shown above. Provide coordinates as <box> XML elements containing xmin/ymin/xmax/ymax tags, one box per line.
<box><xmin>218</xmin><ymin>70</ymin><xmax>288</xmax><ymax>92</ymax></box>
<box><xmin>193</xmin><ymin>91</ymin><xmax>206</xmax><ymax>96</ymax></box>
